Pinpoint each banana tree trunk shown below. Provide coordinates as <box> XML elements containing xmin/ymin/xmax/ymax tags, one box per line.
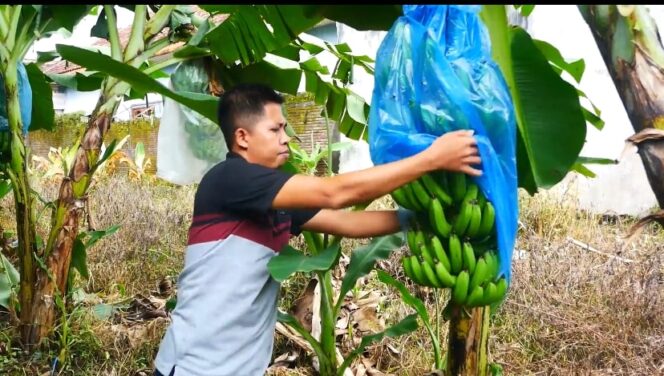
<box><xmin>20</xmin><ymin>90</ymin><xmax>120</xmax><ymax>349</ymax></box>
<box><xmin>579</xmin><ymin>5</ymin><xmax>664</xmax><ymax>207</ymax></box>
<box><xmin>3</xmin><ymin>61</ymin><xmax>39</xmax><ymax>347</ymax></box>
<box><xmin>446</xmin><ymin>305</ymin><xmax>490</xmax><ymax>376</ymax></box>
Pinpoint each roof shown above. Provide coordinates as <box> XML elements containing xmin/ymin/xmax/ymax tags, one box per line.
<box><xmin>42</xmin><ymin>6</ymin><xmax>227</xmax><ymax>75</ymax></box>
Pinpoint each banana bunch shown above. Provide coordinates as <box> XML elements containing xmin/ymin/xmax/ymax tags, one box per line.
<box><xmin>392</xmin><ymin>172</ymin><xmax>508</xmax><ymax>307</ymax></box>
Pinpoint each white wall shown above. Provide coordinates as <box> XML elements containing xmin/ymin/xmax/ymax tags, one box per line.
<box><xmin>335</xmin><ymin>6</ymin><xmax>663</xmax><ymax>216</ymax></box>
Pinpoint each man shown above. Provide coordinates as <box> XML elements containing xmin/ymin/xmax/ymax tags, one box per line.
<box><xmin>154</xmin><ymin>83</ymin><xmax>481</xmax><ymax>376</ymax></box>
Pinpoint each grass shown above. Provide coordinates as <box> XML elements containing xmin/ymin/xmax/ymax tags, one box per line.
<box><xmin>0</xmin><ymin>174</ymin><xmax>662</xmax><ymax>375</ymax></box>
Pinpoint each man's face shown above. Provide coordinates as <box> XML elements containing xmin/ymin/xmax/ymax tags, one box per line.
<box><xmin>237</xmin><ymin>102</ymin><xmax>291</xmax><ymax>169</ymax></box>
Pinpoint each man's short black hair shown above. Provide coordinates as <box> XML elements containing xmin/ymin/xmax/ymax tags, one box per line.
<box><xmin>217</xmin><ymin>83</ymin><xmax>284</xmax><ymax>150</ymax></box>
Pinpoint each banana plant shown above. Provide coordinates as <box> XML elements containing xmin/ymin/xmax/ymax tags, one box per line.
<box><xmin>0</xmin><ymin>4</ymin><xmax>92</xmax><ymax>351</ymax></box>
<box><xmin>268</xmin><ymin>233</ymin><xmax>418</xmax><ymax>375</ymax></box>
<box><xmin>578</xmin><ymin>5</ymin><xmax>664</xmax><ymax>209</ymax></box>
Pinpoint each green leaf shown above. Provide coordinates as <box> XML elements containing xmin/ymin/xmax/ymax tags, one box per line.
<box><xmin>302</xmin><ymin>5</ymin><xmax>402</xmax><ymax>31</ymax></box>
<box><xmin>571</xmin><ymin>162</ymin><xmax>596</xmax><ymax>178</ymax></box>
<box><xmin>376</xmin><ymin>270</ymin><xmax>429</xmax><ymax>324</ymax></box>
<box><xmin>173</xmin><ymin>45</ymin><xmax>212</xmax><ymax>59</ymax></box>
<box><xmin>577</xmin><ymin>156</ymin><xmax>618</xmax><ymax>165</ymax></box>
<box><xmin>25</xmin><ymin>63</ymin><xmax>54</xmax><ymax>131</ymax></box>
<box><xmin>532</xmin><ymin>39</ymin><xmax>585</xmax><ymax>83</ymax></box>
<box><xmin>582</xmin><ymin>106</ymin><xmax>605</xmax><ymax>130</ymax></box>
<box><xmin>268</xmin><ymin>243</ymin><xmax>341</xmax><ymax>283</ymax></box>
<box><xmin>339</xmin><ymin>313</ymin><xmax>418</xmax><ymax>373</ymax></box>
<box><xmin>83</xmin><ymin>224</ymin><xmax>120</xmax><ymax>248</ymax></box>
<box><xmin>300</xmin><ymin>57</ymin><xmax>329</xmax><ymax>75</ymax></box>
<box><xmin>36</xmin><ymin>51</ymin><xmax>60</xmax><ymax>65</ymax></box>
<box><xmin>71</xmin><ymin>238</ymin><xmax>89</xmax><ymax>279</ymax></box>
<box><xmin>338</xmin><ymin>234</ymin><xmax>403</xmax><ymax>306</ymax></box>
<box><xmin>0</xmin><ymin>179</ymin><xmax>11</xmax><ymax>199</ymax></box>
<box><xmin>135</xmin><ymin>142</ymin><xmax>145</xmax><ymax>168</ymax></box>
<box><xmin>218</xmin><ymin>58</ymin><xmax>302</xmax><ymax>96</ymax></box>
<box><xmin>199</xmin><ymin>5</ymin><xmax>241</xmax><ymax>14</ymax></box>
<box><xmin>91</xmin><ymin>303</ymin><xmax>115</xmax><ymax>320</ymax></box>
<box><xmin>205</xmin><ymin>6</ymin><xmax>323</xmax><ymax>66</ymax></box>
<box><xmin>519</xmin><ymin>5</ymin><xmax>535</xmax><ymax>17</ymax></box>
<box><xmin>510</xmin><ymin>27</ymin><xmax>587</xmax><ymax>192</ymax></box>
<box><xmin>48</xmin><ymin>5</ymin><xmax>90</xmax><ymax>32</ymax></box>
<box><xmin>0</xmin><ymin>254</ymin><xmax>19</xmax><ymax>309</ymax></box>
<box><xmin>57</xmin><ymin>44</ymin><xmax>219</xmax><ymax>124</ymax></box>
<box><xmin>90</xmin><ymin>6</ymin><xmax>113</xmax><ymax>39</ymax></box>
<box><xmin>47</xmin><ymin>71</ymin><xmax>106</xmax><ymax>92</ymax></box>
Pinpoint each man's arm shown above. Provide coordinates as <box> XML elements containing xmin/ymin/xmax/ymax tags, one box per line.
<box><xmin>273</xmin><ymin>129</ymin><xmax>481</xmax><ymax>210</ymax></box>
<box><xmin>300</xmin><ymin>209</ymin><xmax>406</xmax><ymax>238</ymax></box>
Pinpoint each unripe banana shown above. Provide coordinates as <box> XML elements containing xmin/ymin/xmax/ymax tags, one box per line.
<box><xmin>451</xmin><ymin>172</ymin><xmax>467</xmax><ymax>203</ymax></box>
<box><xmin>476</xmin><ymin>201</ymin><xmax>495</xmax><ymax>238</ymax></box>
<box><xmin>391</xmin><ymin>187</ymin><xmax>415</xmax><ymax>210</ymax></box>
<box><xmin>410</xmin><ymin>179</ymin><xmax>431</xmax><ymax>208</ymax></box>
<box><xmin>402</xmin><ymin>183</ymin><xmax>424</xmax><ymax>211</ymax></box>
<box><xmin>462</xmin><ymin>241</ymin><xmax>476</xmax><ymax>274</ymax></box>
<box><xmin>421</xmin><ymin>260</ymin><xmax>442</xmax><ymax>288</ymax></box>
<box><xmin>414</xmin><ymin>230</ymin><xmax>426</xmax><ymax>254</ymax></box>
<box><xmin>406</xmin><ymin>230</ymin><xmax>419</xmax><ymax>256</ymax></box>
<box><xmin>494</xmin><ymin>277</ymin><xmax>508</xmax><ymax>302</ymax></box>
<box><xmin>448</xmin><ymin>234</ymin><xmax>463</xmax><ymax>274</ymax></box>
<box><xmin>402</xmin><ymin>256</ymin><xmax>415</xmax><ymax>281</ymax></box>
<box><xmin>420</xmin><ymin>173</ymin><xmax>453</xmax><ymax>206</ymax></box>
<box><xmin>469</xmin><ymin>258</ymin><xmax>487</xmax><ymax>292</ymax></box>
<box><xmin>466</xmin><ymin>285</ymin><xmax>484</xmax><ymax>307</ymax></box>
<box><xmin>419</xmin><ymin>244</ymin><xmax>436</xmax><ymax>267</ymax></box>
<box><xmin>409</xmin><ymin>255</ymin><xmax>427</xmax><ymax>286</ymax></box>
<box><xmin>464</xmin><ymin>182</ymin><xmax>479</xmax><ymax>202</ymax></box>
<box><xmin>430</xmin><ymin>235</ymin><xmax>451</xmax><ymax>271</ymax></box>
<box><xmin>429</xmin><ymin>198</ymin><xmax>452</xmax><ymax>238</ymax></box>
<box><xmin>452</xmin><ymin>270</ymin><xmax>469</xmax><ymax>304</ymax></box>
<box><xmin>453</xmin><ymin>199</ymin><xmax>473</xmax><ymax>236</ymax></box>
<box><xmin>465</xmin><ymin>203</ymin><xmax>482</xmax><ymax>238</ymax></box>
<box><xmin>484</xmin><ymin>252</ymin><xmax>499</xmax><ymax>282</ymax></box>
<box><xmin>477</xmin><ymin>189</ymin><xmax>487</xmax><ymax>208</ymax></box>
<box><xmin>482</xmin><ymin>282</ymin><xmax>498</xmax><ymax>305</ymax></box>
<box><xmin>434</xmin><ymin>262</ymin><xmax>456</xmax><ymax>288</ymax></box>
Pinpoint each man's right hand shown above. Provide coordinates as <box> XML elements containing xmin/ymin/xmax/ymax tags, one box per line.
<box><xmin>424</xmin><ymin>129</ymin><xmax>482</xmax><ymax>176</ymax></box>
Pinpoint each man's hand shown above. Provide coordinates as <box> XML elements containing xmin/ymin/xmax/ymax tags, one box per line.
<box><xmin>424</xmin><ymin>129</ymin><xmax>482</xmax><ymax>176</ymax></box>
<box><xmin>301</xmin><ymin>209</ymin><xmax>403</xmax><ymax>238</ymax></box>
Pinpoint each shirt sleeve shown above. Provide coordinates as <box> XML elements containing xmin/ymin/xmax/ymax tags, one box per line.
<box><xmin>209</xmin><ymin>159</ymin><xmax>294</xmax><ymax>214</ymax></box>
<box><xmin>289</xmin><ymin>208</ymin><xmax>321</xmax><ymax>236</ymax></box>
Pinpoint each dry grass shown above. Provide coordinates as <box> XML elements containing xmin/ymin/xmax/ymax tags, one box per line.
<box><xmin>0</xmin><ymin>176</ymin><xmax>662</xmax><ymax>375</ymax></box>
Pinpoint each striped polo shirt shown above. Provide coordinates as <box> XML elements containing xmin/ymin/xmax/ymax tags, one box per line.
<box><xmin>154</xmin><ymin>152</ymin><xmax>318</xmax><ymax>376</ymax></box>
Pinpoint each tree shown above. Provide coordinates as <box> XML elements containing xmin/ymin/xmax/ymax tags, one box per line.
<box><xmin>579</xmin><ymin>5</ymin><xmax>664</xmax><ymax>209</ymax></box>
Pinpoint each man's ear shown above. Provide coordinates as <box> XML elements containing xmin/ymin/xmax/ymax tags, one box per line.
<box><xmin>235</xmin><ymin>127</ymin><xmax>250</xmax><ymax>150</ymax></box>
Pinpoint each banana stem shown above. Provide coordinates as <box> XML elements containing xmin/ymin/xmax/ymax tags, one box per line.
<box><xmin>318</xmin><ymin>270</ymin><xmax>338</xmax><ymax>374</ymax></box>
<box><xmin>124</xmin><ymin>5</ymin><xmax>146</xmax><ymax>63</ymax></box>
<box><xmin>104</xmin><ymin>5</ymin><xmax>122</xmax><ymax>61</ymax></box>
<box><xmin>6</xmin><ymin>5</ymin><xmax>21</xmax><ymax>51</ymax></box>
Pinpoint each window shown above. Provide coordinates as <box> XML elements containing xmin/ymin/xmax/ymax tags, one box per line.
<box><xmin>131</xmin><ymin>105</ymin><xmax>155</xmax><ymax>119</ymax></box>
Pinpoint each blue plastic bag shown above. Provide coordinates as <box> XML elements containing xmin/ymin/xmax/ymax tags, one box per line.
<box><xmin>369</xmin><ymin>5</ymin><xmax>518</xmax><ymax>282</ymax></box>
<box><xmin>0</xmin><ymin>63</ymin><xmax>33</xmax><ymax>134</ymax></box>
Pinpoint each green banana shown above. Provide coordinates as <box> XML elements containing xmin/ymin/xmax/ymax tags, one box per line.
<box><xmin>429</xmin><ymin>197</ymin><xmax>452</xmax><ymax>238</ymax></box>
<box><xmin>410</xmin><ymin>255</ymin><xmax>427</xmax><ymax>286</ymax></box>
<box><xmin>465</xmin><ymin>203</ymin><xmax>482</xmax><ymax>238</ymax></box>
<box><xmin>410</xmin><ymin>179</ymin><xmax>431</xmax><ymax>208</ymax></box>
<box><xmin>484</xmin><ymin>252</ymin><xmax>499</xmax><ymax>282</ymax></box>
<box><xmin>450</xmin><ymin>172</ymin><xmax>467</xmax><ymax>203</ymax></box>
<box><xmin>414</xmin><ymin>230</ymin><xmax>426</xmax><ymax>251</ymax></box>
<box><xmin>453</xmin><ymin>199</ymin><xmax>473</xmax><ymax>236</ymax></box>
<box><xmin>430</xmin><ymin>235</ymin><xmax>451</xmax><ymax>271</ymax></box>
<box><xmin>464</xmin><ymin>182</ymin><xmax>479</xmax><ymax>202</ymax></box>
<box><xmin>469</xmin><ymin>258</ymin><xmax>487</xmax><ymax>292</ymax></box>
<box><xmin>421</xmin><ymin>260</ymin><xmax>442</xmax><ymax>288</ymax></box>
<box><xmin>406</xmin><ymin>230</ymin><xmax>419</xmax><ymax>256</ymax></box>
<box><xmin>482</xmin><ymin>282</ymin><xmax>498</xmax><ymax>305</ymax></box>
<box><xmin>420</xmin><ymin>173</ymin><xmax>453</xmax><ymax>206</ymax></box>
<box><xmin>448</xmin><ymin>234</ymin><xmax>463</xmax><ymax>274</ymax></box>
<box><xmin>452</xmin><ymin>270</ymin><xmax>469</xmax><ymax>304</ymax></box>
<box><xmin>402</xmin><ymin>183</ymin><xmax>424</xmax><ymax>211</ymax></box>
<box><xmin>419</xmin><ymin>243</ymin><xmax>436</xmax><ymax>267</ymax></box>
<box><xmin>402</xmin><ymin>256</ymin><xmax>415</xmax><ymax>281</ymax></box>
<box><xmin>476</xmin><ymin>201</ymin><xmax>495</xmax><ymax>238</ymax></box>
<box><xmin>477</xmin><ymin>189</ymin><xmax>487</xmax><ymax>208</ymax></box>
<box><xmin>462</xmin><ymin>241</ymin><xmax>476</xmax><ymax>274</ymax></box>
<box><xmin>494</xmin><ymin>277</ymin><xmax>508</xmax><ymax>302</ymax></box>
<box><xmin>434</xmin><ymin>262</ymin><xmax>456</xmax><ymax>288</ymax></box>
<box><xmin>391</xmin><ymin>186</ymin><xmax>415</xmax><ymax>210</ymax></box>
<box><xmin>466</xmin><ymin>285</ymin><xmax>484</xmax><ymax>307</ymax></box>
